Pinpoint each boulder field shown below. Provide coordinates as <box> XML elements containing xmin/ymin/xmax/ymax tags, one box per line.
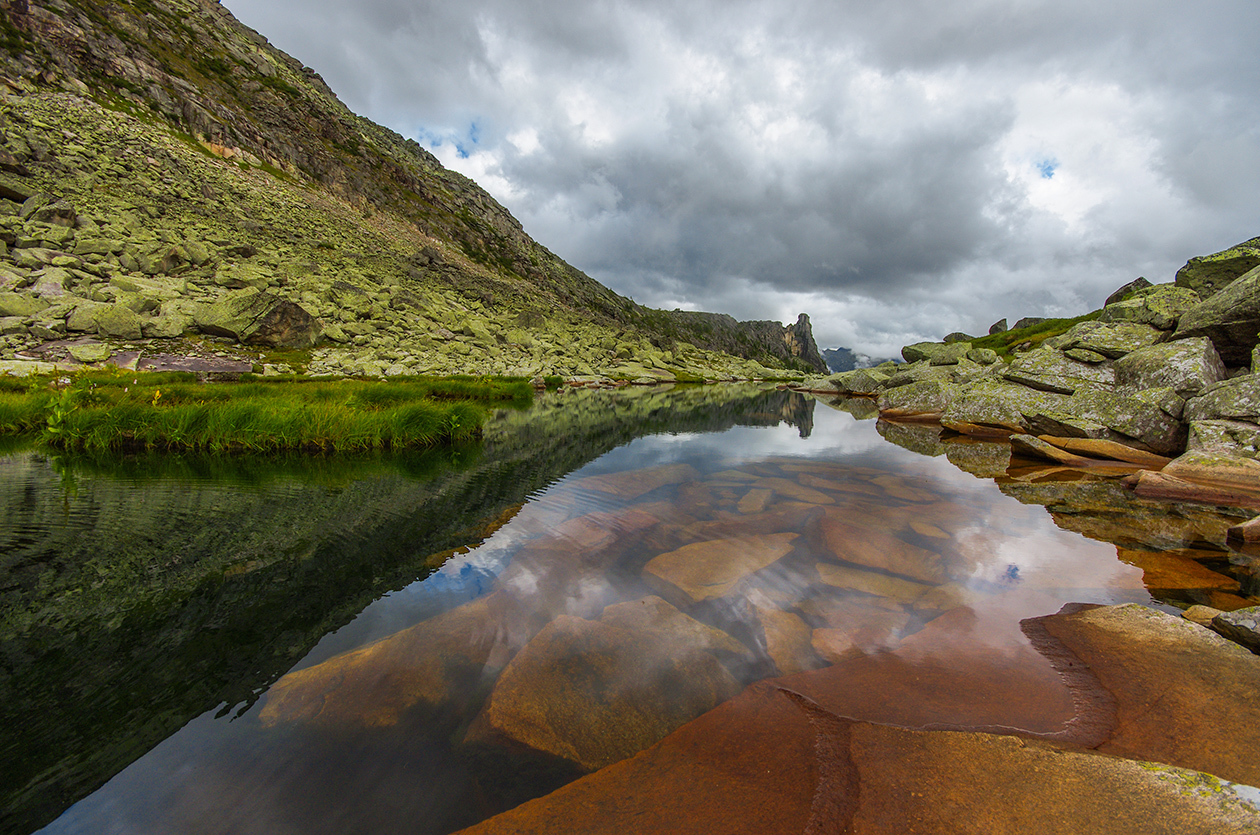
<box><xmin>820</xmin><ymin>237</ymin><xmax>1260</xmax><ymax>508</ymax></box>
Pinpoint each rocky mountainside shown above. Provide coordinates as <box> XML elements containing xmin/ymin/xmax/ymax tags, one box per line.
<box><xmin>0</xmin><ymin>0</ymin><xmax>825</xmax><ymax>379</ymax></box>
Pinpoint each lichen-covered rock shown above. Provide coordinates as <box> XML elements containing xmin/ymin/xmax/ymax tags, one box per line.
<box><xmin>1175</xmin><ymin>236</ymin><xmax>1260</xmax><ymax>298</ymax></box>
<box><xmin>0</xmin><ymin>291</ymin><xmax>48</xmax><ymax>317</ymax></box>
<box><xmin>827</xmin><ymin>367</ymin><xmax>890</xmax><ymax>394</ymax></box>
<box><xmin>1184</xmin><ymin>375</ymin><xmax>1260</xmax><ymax>424</ymax></box>
<box><xmin>1188</xmin><ymin>420</ymin><xmax>1260</xmax><ymax>458</ymax></box>
<box><xmin>93</xmin><ymin>303</ymin><xmax>143</xmax><ymax>340</ymax></box>
<box><xmin>1173</xmin><ymin>265</ymin><xmax>1260</xmax><ymax>366</ymax></box>
<box><xmin>966</xmin><ymin>347</ymin><xmax>999</xmax><ymax>365</ymax></box>
<box><xmin>195</xmin><ymin>289</ymin><xmax>322</xmax><ymax>348</ymax></box>
<box><xmin>1002</xmin><ymin>348</ymin><xmax>1115</xmax><ymax>394</ymax></box>
<box><xmin>901</xmin><ymin>341</ymin><xmax>970</xmax><ymax>365</ymax></box>
<box><xmin>1211</xmin><ymin>606</ymin><xmax>1260</xmax><ymax>652</ymax></box>
<box><xmin>1029</xmin><ymin>388</ymin><xmax>1186</xmax><ymax>456</ymax></box>
<box><xmin>1104</xmin><ymin>276</ymin><xmax>1153</xmax><ymax>306</ymax></box>
<box><xmin>941</xmin><ymin>379</ymin><xmax>1071</xmax><ymax>433</ymax></box>
<box><xmin>1055</xmin><ymin>320</ymin><xmax>1164</xmax><ymax>359</ymax></box>
<box><xmin>1162</xmin><ymin>449</ymin><xmax>1260</xmax><ymax>489</ymax></box>
<box><xmin>1131</xmin><ymin>386</ymin><xmax>1186</xmax><ymax>420</ymax></box>
<box><xmin>876</xmin><ymin>378</ymin><xmax>955</xmax><ymax>416</ymax></box>
<box><xmin>988</xmin><ymin>318</ymin><xmax>1008</xmax><ymax>334</ymax></box>
<box><xmin>1099</xmin><ymin>284</ymin><xmax>1201</xmax><ymax>330</ymax></box>
<box><xmin>1113</xmin><ymin>338</ymin><xmax>1226</xmax><ymax>398</ymax></box>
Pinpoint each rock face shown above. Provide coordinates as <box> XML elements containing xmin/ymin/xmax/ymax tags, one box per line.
<box><xmin>1099</xmin><ymin>284</ymin><xmax>1200</xmax><ymax>330</ymax></box>
<box><xmin>195</xmin><ymin>290</ymin><xmax>322</xmax><ymax>348</ymax></box>
<box><xmin>1114</xmin><ymin>338</ymin><xmax>1226</xmax><ymax>398</ymax></box>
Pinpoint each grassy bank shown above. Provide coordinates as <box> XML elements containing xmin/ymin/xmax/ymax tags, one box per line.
<box><xmin>967</xmin><ymin>311</ymin><xmax>1102</xmax><ymax>360</ymax></box>
<box><xmin>0</xmin><ymin>371</ymin><xmax>533</xmax><ymax>452</ymax></box>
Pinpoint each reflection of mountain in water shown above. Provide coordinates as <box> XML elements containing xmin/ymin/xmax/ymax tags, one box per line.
<box><xmin>0</xmin><ymin>384</ymin><xmax>811</xmax><ymax>835</ymax></box>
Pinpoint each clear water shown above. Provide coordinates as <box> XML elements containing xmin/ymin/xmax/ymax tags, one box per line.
<box><xmin>3</xmin><ymin>386</ymin><xmax>1255</xmax><ymax>835</ymax></box>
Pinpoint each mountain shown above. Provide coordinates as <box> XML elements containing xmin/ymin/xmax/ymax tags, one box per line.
<box><xmin>0</xmin><ymin>0</ymin><xmax>825</xmax><ymax>378</ymax></box>
<box><xmin>821</xmin><ymin>346</ymin><xmax>890</xmax><ymax>373</ymax></box>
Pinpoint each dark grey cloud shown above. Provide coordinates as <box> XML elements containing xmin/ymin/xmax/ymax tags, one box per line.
<box><xmin>225</xmin><ymin>0</ymin><xmax>1260</xmax><ymax>355</ymax></box>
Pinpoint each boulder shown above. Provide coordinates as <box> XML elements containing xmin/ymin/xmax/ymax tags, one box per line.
<box><xmin>1113</xmin><ymin>338</ymin><xmax>1226</xmax><ymax>398</ymax></box>
<box><xmin>66</xmin><ymin>342</ymin><xmax>111</xmax><ymax>363</ymax></box>
<box><xmin>1173</xmin><ymin>264</ymin><xmax>1260</xmax><ymax>365</ymax></box>
<box><xmin>464</xmin><ymin>614</ymin><xmax>740</xmax><ymax>772</ymax></box>
<box><xmin>1184</xmin><ymin>375</ymin><xmax>1260</xmax><ymax>424</ymax></box>
<box><xmin>1029</xmin><ymin>388</ymin><xmax>1187</xmax><ymax>456</ymax></box>
<box><xmin>1211</xmin><ymin>607</ymin><xmax>1260</xmax><ymax>653</ymax></box>
<box><xmin>875</xmin><ymin>379</ymin><xmax>955</xmax><ymax>417</ymax></box>
<box><xmin>1002</xmin><ymin>348</ymin><xmax>1114</xmax><ymax>395</ymax></box>
<box><xmin>941</xmin><ymin>379</ymin><xmax>1071</xmax><ymax>434</ymax></box>
<box><xmin>966</xmin><ymin>347</ymin><xmax>999</xmax><ymax>365</ymax></box>
<box><xmin>1175</xmin><ymin>235</ymin><xmax>1260</xmax><ymax>298</ymax></box>
<box><xmin>1104</xmin><ymin>276</ymin><xmax>1153</xmax><ymax>306</ymax></box>
<box><xmin>0</xmin><ymin>291</ymin><xmax>48</xmax><ymax>317</ymax></box>
<box><xmin>195</xmin><ymin>290</ymin><xmax>322</xmax><ymax>348</ymax></box>
<box><xmin>988</xmin><ymin>318</ymin><xmax>1008</xmax><ymax>334</ymax></box>
<box><xmin>942</xmin><ymin>331</ymin><xmax>972</xmax><ymax>344</ymax></box>
<box><xmin>901</xmin><ymin>341</ymin><xmax>970</xmax><ymax>365</ymax></box>
<box><xmin>881</xmin><ymin>360</ymin><xmax>954</xmax><ymax>388</ymax></box>
<box><xmin>1099</xmin><ymin>284</ymin><xmax>1201</xmax><ymax>330</ymax></box>
<box><xmin>1055</xmin><ymin>320</ymin><xmax>1164</xmax><ymax>358</ymax></box>
<box><xmin>827</xmin><ymin>367</ymin><xmax>889</xmax><ymax>395</ymax></box>
<box><xmin>1187</xmin><ymin>420</ymin><xmax>1260</xmax><ymax>457</ymax></box>
<box><xmin>93</xmin><ymin>303</ymin><xmax>144</xmax><ymax>340</ymax></box>
<box><xmin>1012</xmin><ymin>316</ymin><xmax>1048</xmax><ymax>330</ymax></box>
<box><xmin>1162</xmin><ymin>449</ymin><xmax>1260</xmax><ymax>491</ymax></box>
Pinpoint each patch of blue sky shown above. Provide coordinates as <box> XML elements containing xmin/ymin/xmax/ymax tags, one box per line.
<box><xmin>1036</xmin><ymin>158</ymin><xmax>1059</xmax><ymax>179</ymax></box>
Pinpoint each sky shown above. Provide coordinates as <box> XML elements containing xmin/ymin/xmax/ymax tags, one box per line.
<box><xmin>223</xmin><ymin>0</ymin><xmax>1260</xmax><ymax>356</ymax></box>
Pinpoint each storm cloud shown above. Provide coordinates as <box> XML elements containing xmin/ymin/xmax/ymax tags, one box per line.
<box><xmin>224</xmin><ymin>0</ymin><xmax>1260</xmax><ymax>355</ymax></box>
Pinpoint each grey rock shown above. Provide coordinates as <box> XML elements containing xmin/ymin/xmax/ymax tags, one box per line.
<box><xmin>1114</xmin><ymin>338</ymin><xmax>1227</xmax><ymax>398</ymax></box>
<box><xmin>1012</xmin><ymin>316</ymin><xmax>1048</xmax><ymax>330</ymax></box>
<box><xmin>1175</xmin><ymin>236</ymin><xmax>1260</xmax><ymax>298</ymax></box>
<box><xmin>1188</xmin><ymin>420</ymin><xmax>1260</xmax><ymax>458</ymax></box>
<box><xmin>942</xmin><ymin>332</ymin><xmax>972</xmax><ymax>344</ymax></box>
<box><xmin>1104</xmin><ymin>276</ymin><xmax>1152</xmax><ymax>306</ymax></box>
<box><xmin>876</xmin><ymin>379</ymin><xmax>955</xmax><ymax>415</ymax></box>
<box><xmin>1064</xmin><ymin>348</ymin><xmax>1107</xmax><ymax>364</ymax></box>
<box><xmin>941</xmin><ymin>379</ymin><xmax>1071</xmax><ymax>432</ymax></box>
<box><xmin>1211</xmin><ymin>607</ymin><xmax>1260</xmax><ymax>653</ymax></box>
<box><xmin>1132</xmin><ymin>386</ymin><xmax>1186</xmax><ymax>420</ymax></box>
<box><xmin>1184</xmin><ymin>375</ymin><xmax>1260</xmax><ymax>424</ymax></box>
<box><xmin>1174</xmin><ymin>264</ymin><xmax>1260</xmax><ymax>365</ymax></box>
<box><xmin>1057</xmin><ymin>320</ymin><xmax>1164</xmax><ymax>359</ymax></box>
<box><xmin>93</xmin><ymin>304</ymin><xmax>144</xmax><ymax>340</ymax></box>
<box><xmin>1002</xmin><ymin>348</ymin><xmax>1115</xmax><ymax>395</ymax></box>
<box><xmin>987</xmin><ymin>318</ymin><xmax>1008</xmax><ymax>335</ymax></box>
<box><xmin>1034</xmin><ymin>388</ymin><xmax>1187</xmax><ymax>456</ymax></box>
<box><xmin>828</xmin><ymin>367</ymin><xmax>890</xmax><ymax>395</ymax></box>
<box><xmin>195</xmin><ymin>290</ymin><xmax>322</xmax><ymax>348</ymax></box>
<box><xmin>901</xmin><ymin>341</ymin><xmax>971</xmax><ymax>365</ymax></box>
<box><xmin>967</xmin><ymin>347</ymin><xmax>999</xmax><ymax>365</ymax></box>
<box><xmin>1099</xmin><ymin>284</ymin><xmax>1201</xmax><ymax>330</ymax></box>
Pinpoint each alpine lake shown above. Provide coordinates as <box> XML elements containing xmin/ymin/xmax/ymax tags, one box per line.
<box><xmin>4</xmin><ymin>383</ymin><xmax>1259</xmax><ymax>834</ymax></box>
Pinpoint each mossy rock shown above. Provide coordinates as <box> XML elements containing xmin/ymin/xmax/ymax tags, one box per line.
<box><xmin>1175</xmin><ymin>236</ymin><xmax>1260</xmax><ymax>298</ymax></box>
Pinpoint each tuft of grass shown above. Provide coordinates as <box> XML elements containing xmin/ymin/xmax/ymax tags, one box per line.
<box><xmin>968</xmin><ymin>311</ymin><xmax>1102</xmax><ymax>360</ymax></box>
<box><xmin>0</xmin><ymin>371</ymin><xmax>526</xmax><ymax>453</ymax></box>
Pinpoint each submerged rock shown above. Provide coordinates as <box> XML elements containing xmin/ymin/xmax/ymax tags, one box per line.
<box><xmin>644</xmin><ymin>533</ymin><xmax>799</xmax><ymax>605</ymax></box>
<box><xmin>464</xmin><ymin>614</ymin><xmax>741</xmax><ymax>772</ymax></box>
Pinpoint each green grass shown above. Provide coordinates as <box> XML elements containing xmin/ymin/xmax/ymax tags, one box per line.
<box><xmin>0</xmin><ymin>370</ymin><xmax>532</xmax><ymax>453</ymax></box>
<box><xmin>968</xmin><ymin>311</ymin><xmax>1102</xmax><ymax>360</ymax></box>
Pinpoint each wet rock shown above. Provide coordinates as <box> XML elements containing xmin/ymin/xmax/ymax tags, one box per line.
<box><xmin>644</xmin><ymin>533</ymin><xmax>799</xmax><ymax>604</ymax></box>
<box><xmin>1210</xmin><ymin>606</ymin><xmax>1260</xmax><ymax>652</ymax></box>
<box><xmin>755</xmin><ymin>476</ymin><xmax>833</xmax><ymax>504</ymax></box>
<box><xmin>1036</xmin><ymin>436</ymin><xmax>1172</xmax><ymax>468</ymax></box>
<box><xmin>1175</xmin><ymin>235</ymin><xmax>1260</xmax><ymax>298</ymax></box>
<box><xmin>599</xmin><ymin>596</ymin><xmax>749</xmax><ymax>661</ymax></box>
<box><xmin>1033</xmin><ymin>603</ymin><xmax>1260</xmax><ymax>786</ymax></box>
<box><xmin>1173</xmin><ymin>264</ymin><xmax>1260</xmax><ymax>365</ymax></box>
<box><xmin>876</xmin><ymin>419</ymin><xmax>947</xmax><ymax>456</ymax></box>
<box><xmin>1099</xmin><ymin>284</ymin><xmax>1201</xmax><ymax>330</ymax></box>
<box><xmin>1162</xmin><ymin>449</ymin><xmax>1260</xmax><ymax>491</ymax></box>
<box><xmin>819</xmin><ymin>509</ymin><xmax>949</xmax><ymax>584</ymax></box>
<box><xmin>1114</xmin><ymin>338</ymin><xmax>1226</xmax><ymax>398</ymax></box>
<box><xmin>1226</xmin><ymin>515</ymin><xmax>1260</xmax><ymax>543</ymax></box>
<box><xmin>1002</xmin><ymin>348</ymin><xmax>1114</xmax><ymax>395</ymax></box>
<box><xmin>736</xmin><ymin>487</ymin><xmax>772</xmax><ymax>514</ymax></box>
<box><xmin>195</xmin><ymin>289</ymin><xmax>322</xmax><ymax>348</ymax></box>
<box><xmin>260</xmin><ymin>593</ymin><xmax>519</xmax><ymax>729</ymax></box>
<box><xmin>1182</xmin><ymin>604</ymin><xmax>1224</xmax><ymax>627</ymax></box>
<box><xmin>753</xmin><ymin>605</ymin><xmax>818</xmax><ymax>675</ymax></box>
<box><xmin>464</xmin><ymin>614</ymin><xmax>740</xmax><ymax>772</ymax></box>
<box><xmin>815</xmin><ymin>562</ymin><xmax>932</xmax><ymax>603</ymax></box>
<box><xmin>575</xmin><ymin>463</ymin><xmax>701</xmax><ymax>499</ymax></box>
<box><xmin>1009</xmin><ymin>434</ymin><xmax>1100</xmax><ymax>467</ymax></box>
<box><xmin>1115</xmin><ymin>548</ymin><xmax>1240</xmax><ymax>592</ymax></box>
<box><xmin>943</xmin><ymin>438</ymin><xmax>1012</xmax><ymax>477</ymax></box>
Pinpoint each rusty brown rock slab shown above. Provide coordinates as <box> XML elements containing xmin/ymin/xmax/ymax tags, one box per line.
<box><xmin>1038</xmin><ymin>435</ymin><xmax>1173</xmax><ymax>468</ymax></box>
<box><xmin>643</xmin><ymin>533</ymin><xmax>798</xmax><ymax>604</ymax></box>
<box><xmin>1130</xmin><ymin>469</ymin><xmax>1260</xmax><ymax>509</ymax></box>
<box><xmin>1227</xmin><ymin>514</ymin><xmax>1260</xmax><ymax>542</ymax></box>
<box><xmin>736</xmin><ymin>487</ymin><xmax>772</xmax><ymax>514</ymax></box>
<box><xmin>464</xmin><ymin>615</ymin><xmax>740</xmax><ymax>773</ymax></box>
<box><xmin>815</xmin><ymin>562</ymin><xmax>933</xmax><ymax>603</ymax></box>
<box><xmin>754</xmin><ymin>605</ymin><xmax>820</xmax><ymax>676</ymax></box>
<box><xmin>260</xmin><ymin>592</ymin><xmax>517</xmax><ymax>729</ymax></box>
<box><xmin>1032</xmin><ymin>602</ymin><xmax>1260</xmax><ymax>786</ymax></box>
<box><xmin>756</xmin><ymin>476</ymin><xmax>835</xmax><ymax>505</ymax></box>
<box><xmin>819</xmin><ymin>509</ymin><xmax>950</xmax><ymax>584</ymax></box>
<box><xmin>599</xmin><ymin>595</ymin><xmax>748</xmax><ymax>660</ymax></box>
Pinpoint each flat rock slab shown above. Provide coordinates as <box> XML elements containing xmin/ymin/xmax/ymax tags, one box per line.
<box><xmin>1038</xmin><ymin>435</ymin><xmax>1172</xmax><ymax>468</ymax></box>
<box><xmin>818</xmin><ymin>509</ymin><xmax>949</xmax><ymax>584</ymax></box>
<box><xmin>1031</xmin><ymin>603</ymin><xmax>1260</xmax><ymax>787</ymax></box>
<box><xmin>464</xmin><ymin>614</ymin><xmax>740</xmax><ymax>772</ymax></box>
<box><xmin>575</xmin><ymin>463</ymin><xmax>700</xmax><ymax>499</ymax></box>
<box><xmin>1116</xmin><ymin>548</ymin><xmax>1240</xmax><ymax>591</ymax></box>
<box><xmin>643</xmin><ymin>533</ymin><xmax>798</xmax><ymax>604</ymax></box>
<box><xmin>455</xmin><ymin>683</ymin><xmax>1260</xmax><ymax>835</ymax></box>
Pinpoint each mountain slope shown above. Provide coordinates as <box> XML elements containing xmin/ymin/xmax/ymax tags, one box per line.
<box><xmin>0</xmin><ymin>0</ymin><xmax>825</xmax><ymax>377</ymax></box>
